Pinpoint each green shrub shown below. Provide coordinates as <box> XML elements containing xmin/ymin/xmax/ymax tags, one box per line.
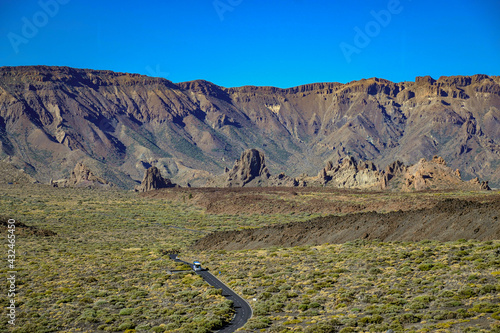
<box><xmin>304</xmin><ymin>319</ymin><xmax>341</xmax><ymax>333</ymax></box>
<box><xmin>417</xmin><ymin>263</ymin><xmax>434</xmax><ymax>271</ymax></box>
<box><xmin>369</xmin><ymin>267</ymin><xmax>383</xmax><ymax>275</ymax></box>
<box><xmin>457</xmin><ymin>286</ymin><xmax>477</xmax><ymax>299</ymax></box>
<box><xmin>397</xmin><ymin>313</ymin><xmax>421</xmax><ymax>324</ymax></box>
<box><xmin>471</xmin><ymin>302</ymin><xmax>500</xmax><ymax>313</ymax></box>
<box><xmin>359</xmin><ymin>315</ymin><xmax>383</xmax><ymax>325</ymax></box>
<box><xmin>245</xmin><ymin>316</ymin><xmax>272</xmax><ymax>329</ymax></box>
<box><xmin>439</xmin><ymin>290</ymin><xmax>455</xmax><ymax>298</ymax></box>
<box><xmin>117</xmin><ymin>321</ymin><xmax>135</xmax><ymax>331</ymax></box>
<box><xmin>119</xmin><ymin>308</ymin><xmax>134</xmax><ymax>316</ymax></box>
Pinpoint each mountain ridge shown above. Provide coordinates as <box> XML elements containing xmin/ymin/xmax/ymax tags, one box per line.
<box><xmin>1</xmin><ymin>66</ymin><xmax>499</xmax><ymax>188</ymax></box>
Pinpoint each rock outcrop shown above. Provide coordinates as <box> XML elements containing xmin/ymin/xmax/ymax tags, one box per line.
<box><xmin>386</xmin><ymin>156</ymin><xmax>490</xmax><ymax>191</ymax></box>
<box><xmin>135</xmin><ymin>166</ymin><xmax>178</xmax><ymax>192</ymax></box>
<box><xmin>312</xmin><ymin>156</ymin><xmax>383</xmax><ymax>189</ymax></box>
<box><xmin>210</xmin><ymin>151</ymin><xmax>489</xmax><ymax>191</ymax></box>
<box><xmin>225</xmin><ymin>149</ymin><xmax>271</xmax><ymax>187</ymax></box>
<box><xmin>382</xmin><ymin>161</ymin><xmax>407</xmax><ymax>189</ymax></box>
<box><xmin>208</xmin><ymin>149</ymin><xmax>303</xmax><ymax>187</ymax></box>
<box><xmin>468</xmin><ymin>177</ymin><xmax>491</xmax><ymax>191</ymax></box>
<box><xmin>305</xmin><ymin>155</ymin><xmax>490</xmax><ymax>191</ymax></box>
<box><xmin>52</xmin><ymin>162</ymin><xmax>111</xmax><ymax>188</ymax></box>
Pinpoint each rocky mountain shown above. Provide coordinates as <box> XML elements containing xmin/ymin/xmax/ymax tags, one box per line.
<box><xmin>0</xmin><ymin>66</ymin><xmax>499</xmax><ymax>188</ymax></box>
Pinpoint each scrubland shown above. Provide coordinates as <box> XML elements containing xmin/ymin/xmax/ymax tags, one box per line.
<box><xmin>0</xmin><ymin>184</ymin><xmax>499</xmax><ymax>332</ymax></box>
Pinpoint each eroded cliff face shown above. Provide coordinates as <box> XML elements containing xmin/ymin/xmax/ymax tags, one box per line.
<box><xmin>1</xmin><ymin>66</ymin><xmax>499</xmax><ymax>188</ymax></box>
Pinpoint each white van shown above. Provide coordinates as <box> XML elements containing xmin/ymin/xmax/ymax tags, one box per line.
<box><xmin>193</xmin><ymin>261</ymin><xmax>202</xmax><ymax>271</ymax></box>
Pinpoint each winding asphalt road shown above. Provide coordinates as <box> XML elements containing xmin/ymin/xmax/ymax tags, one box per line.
<box><xmin>169</xmin><ymin>254</ymin><xmax>252</xmax><ymax>332</ymax></box>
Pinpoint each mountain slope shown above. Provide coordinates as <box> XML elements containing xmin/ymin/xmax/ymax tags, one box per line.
<box><xmin>1</xmin><ymin>66</ymin><xmax>499</xmax><ymax>188</ymax></box>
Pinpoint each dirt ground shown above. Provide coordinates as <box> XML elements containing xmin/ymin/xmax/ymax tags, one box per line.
<box><xmin>142</xmin><ymin>187</ymin><xmax>500</xmax><ymax>250</ymax></box>
<box><xmin>194</xmin><ymin>198</ymin><xmax>500</xmax><ymax>250</ymax></box>
<box><xmin>142</xmin><ymin>187</ymin><xmax>498</xmax><ymax>215</ymax></box>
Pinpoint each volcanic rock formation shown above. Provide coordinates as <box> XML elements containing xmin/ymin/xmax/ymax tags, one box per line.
<box><xmin>135</xmin><ymin>166</ymin><xmax>178</xmax><ymax>192</ymax></box>
<box><xmin>208</xmin><ymin>148</ymin><xmax>304</xmax><ymax>187</ymax></box>
<box><xmin>313</xmin><ymin>156</ymin><xmax>382</xmax><ymax>189</ymax></box>
<box><xmin>399</xmin><ymin>156</ymin><xmax>490</xmax><ymax>191</ymax></box>
<box><xmin>225</xmin><ymin>149</ymin><xmax>270</xmax><ymax>187</ymax></box>
<box><xmin>211</xmin><ymin>149</ymin><xmax>490</xmax><ymax>191</ymax></box>
<box><xmin>52</xmin><ymin>162</ymin><xmax>111</xmax><ymax>188</ymax></box>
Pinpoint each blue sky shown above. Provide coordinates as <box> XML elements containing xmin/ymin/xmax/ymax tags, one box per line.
<box><xmin>1</xmin><ymin>0</ymin><xmax>499</xmax><ymax>88</ymax></box>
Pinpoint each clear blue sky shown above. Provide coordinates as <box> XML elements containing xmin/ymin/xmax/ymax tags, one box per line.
<box><xmin>1</xmin><ymin>0</ymin><xmax>499</xmax><ymax>88</ymax></box>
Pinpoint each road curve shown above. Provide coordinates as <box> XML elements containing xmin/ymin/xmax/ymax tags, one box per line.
<box><xmin>169</xmin><ymin>254</ymin><xmax>252</xmax><ymax>332</ymax></box>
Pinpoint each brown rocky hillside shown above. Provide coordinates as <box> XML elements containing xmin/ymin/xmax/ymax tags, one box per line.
<box><xmin>194</xmin><ymin>199</ymin><xmax>500</xmax><ymax>251</ymax></box>
<box><xmin>1</xmin><ymin>66</ymin><xmax>499</xmax><ymax>188</ymax></box>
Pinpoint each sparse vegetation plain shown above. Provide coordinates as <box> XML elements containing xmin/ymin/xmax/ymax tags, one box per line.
<box><xmin>1</xmin><ymin>184</ymin><xmax>499</xmax><ymax>332</ymax></box>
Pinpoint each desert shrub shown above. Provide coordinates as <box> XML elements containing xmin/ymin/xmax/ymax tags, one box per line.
<box><xmin>242</xmin><ymin>287</ymin><xmax>256</xmax><ymax>295</ymax></box>
<box><xmin>303</xmin><ymin>309</ymin><xmax>320</xmax><ymax>316</ymax></box>
<box><xmin>417</xmin><ymin>263</ymin><xmax>434</xmax><ymax>271</ymax></box>
<box><xmin>456</xmin><ymin>308</ymin><xmax>475</xmax><ymax>318</ymax></box>
<box><xmin>151</xmin><ymin>326</ymin><xmax>165</xmax><ymax>332</ymax></box>
<box><xmin>117</xmin><ymin>321</ymin><xmax>135</xmax><ymax>331</ymax></box>
<box><xmin>471</xmin><ymin>302</ymin><xmax>500</xmax><ymax>313</ymax></box>
<box><xmin>397</xmin><ymin>313</ymin><xmax>421</xmax><ymax>324</ymax></box>
<box><xmin>439</xmin><ymin>290</ymin><xmax>455</xmax><ymax>298</ymax></box>
<box><xmin>304</xmin><ymin>319</ymin><xmax>341</xmax><ymax>333</ymax></box>
<box><xmin>369</xmin><ymin>267</ymin><xmax>383</xmax><ymax>275</ymax></box>
<box><xmin>77</xmin><ymin>309</ymin><xmax>98</xmax><ymax>323</ymax></box>
<box><xmin>359</xmin><ymin>314</ymin><xmax>383</xmax><ymax>325</ymax></box>
<box><xmin>457</xmin><ymin>286</ymin><xmax>478</xmax><ymax>299</ymax></box>
<box><xmin>119</xmin><ymin>308</ymin><xmax>134</xmax><ymax>316</ymax></box>
<box><xmin>439</xmin><ymin>299</ymin><xmax>463</xmax><ymax>307</ymax></box>
<box><xmin>254</xmin><ymin>302</ymin><xmax>271</xmax><ymax>315</ymax></box>
<box><xmin>245</xmin><ymin>316</ymin><xmax>272</xmax><ymax>329</ymax></box>
<box><xmin>339</xmin><ymin>328</ymin><xmax>356</xmax><ymax>333</ymax></box>
<box><xmin>266</xmin><ymin>285</ymin><xmax>280</xmax><ymax>293</ymax></box>
<box><xmin>480</xmin><ymin>284</ymin><xmax>499</xmax><ymax>294</ymax></box>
